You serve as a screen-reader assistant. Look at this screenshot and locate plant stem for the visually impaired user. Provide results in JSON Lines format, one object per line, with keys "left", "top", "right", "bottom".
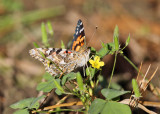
{"left": 120, "top": 53, "right": 145, "bottom": 77}
{"left": 120, "top": 53, "right": 139, "bottom": 72}
{"left": 108, "top": 52, "right": 118, "bottom": 88}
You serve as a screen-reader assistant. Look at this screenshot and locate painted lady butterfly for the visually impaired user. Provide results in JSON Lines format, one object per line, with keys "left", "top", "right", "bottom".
{"left": 29, "top": 19, "right": 90, "bottom": 76}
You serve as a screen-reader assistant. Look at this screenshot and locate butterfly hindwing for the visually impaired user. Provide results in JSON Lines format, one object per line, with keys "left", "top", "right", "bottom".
{"left": 29, "top": 48, "right": 85, "bottom": 76}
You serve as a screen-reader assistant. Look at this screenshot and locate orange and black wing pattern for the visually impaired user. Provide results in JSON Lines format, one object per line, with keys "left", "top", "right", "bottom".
{"left": 71, "top": 19, "right": 85, "bottom": 51}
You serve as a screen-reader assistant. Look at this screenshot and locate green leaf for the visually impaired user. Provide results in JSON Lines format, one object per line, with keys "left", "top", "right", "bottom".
{"left": 101, "top": 89, "right": 130, "bottom": 100}
{"left": 110, "top": 83, "right": 122, "bottom": 90}
{"left": 89, "top": 99, "right": 131, "bottom": 114}
{"left": 62, "top": 72, "right": 77, "bottom": 85}
{"left": 101, "top": 101, "right": 131, "bottom": 114}
{"left": 13, "top": 109, "right": 29, "bottom": 114}
{"left": 47, "top": 21, "right": 54, "bottom": 36}
{"left": 55, "top": 88, "right": 63, "bottom": 95}
{"left": 125, "top": 34, "right": 130, "bottom": 47}
{"left": 98, "top": 43, "right": 114, "bottom": 58}
{"left": 132, "top": 79, "right": 141, "bottom": 98}
{"left": 88, "top": 98, "right": 106, "bottom": 114}
{"left": 10, "top": 98, "right": 35, "bottom": 109}
{"left": 33, "top": 42, "right": 39, "bottom": 48}
{"left": 36, "top": 79, "right": 56, "bottom": 92}
{"left": 90, "top": 47, "right": 97, "bottom": 53}
{"left": 53, "top": 78, "right": 65, "bottom": 93}
{"left": 28, "top": 95, "right": 45, "bottom": 109}
{"left": 41, "top": 22, "right": 49, "bottom": 47}
{"left": 113, "top": 25, "right": 119, "bottom": 51}
{"left": 61, "top": 40, "right": 65, "bottom": 49}
{"left": 37, "top": 78, "right": 62, "bottom": 93}
{"left": 43, "top": 72, "right": 53, "bottom": 80}
{"left": 76, "top": 72, "right": 84, "bottom": 91}
{"left": 86, "top": 67, "right": 95, "bottom": 79}
{"left": 90, "top": 47, "right": 98, "bottom": 56}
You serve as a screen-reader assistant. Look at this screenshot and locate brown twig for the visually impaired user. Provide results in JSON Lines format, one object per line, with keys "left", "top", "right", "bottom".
{"left": 32, "top": 101, "right": 83, "bottom": 113}
{"left": 119, "top": 99, "right": 157, "bottom": 114}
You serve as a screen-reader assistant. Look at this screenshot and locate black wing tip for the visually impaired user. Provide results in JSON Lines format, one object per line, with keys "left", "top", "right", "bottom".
{"left": 78, "top": 19, "right": 82, "bottom": 22}
{"left": 77, "top": 19, "right": 83, "bottom": 25}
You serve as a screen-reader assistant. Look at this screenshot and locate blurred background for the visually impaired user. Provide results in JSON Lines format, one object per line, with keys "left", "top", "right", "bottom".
{"left": 0, "top": 0, "right": 160, "bottom": 113}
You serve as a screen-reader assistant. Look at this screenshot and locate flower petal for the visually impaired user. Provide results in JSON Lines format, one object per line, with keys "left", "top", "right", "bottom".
{"left": 94, "top": 56, "right": 100, "bottom": 62}
{"left": 95, "top": 64, "right": 100, "bottom": 69}
{"left": 99, "top": 62, "right": 104, "bottom": 66}
{"left": 89, "top": 60, "right": 94, "bottom": 65}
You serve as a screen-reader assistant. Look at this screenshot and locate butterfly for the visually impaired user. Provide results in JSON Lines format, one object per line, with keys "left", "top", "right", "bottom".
{"left": 29, "top": 19, "right": 90, "bottom": 77}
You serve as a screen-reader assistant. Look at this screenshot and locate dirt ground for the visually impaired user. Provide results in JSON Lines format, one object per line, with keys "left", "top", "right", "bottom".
{"left": 0, "top": 0, "right": 160, "bottom": 113}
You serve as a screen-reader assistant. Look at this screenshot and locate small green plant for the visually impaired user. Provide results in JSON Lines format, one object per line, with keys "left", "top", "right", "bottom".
{"left": 10, "top": 21, "right": 158, "bottom": 114}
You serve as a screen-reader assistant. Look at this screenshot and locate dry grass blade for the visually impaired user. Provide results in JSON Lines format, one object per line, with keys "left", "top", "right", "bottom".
{"left": 136, "top": 62, "right": 143, "bottom": 81}
{"left": 139, "top": 64, "right": 151, "bottom": 94}
{"left": 142, "top": 67, "right": 158, "bottom": 94}
{"left": 139, "top": 66, "right": 158, "bottom": 96}
{"left": 149, "top": 84, "right": 160, "bottom": 97}
{"left": 31, "top": 101, "right": 83, "bottom": 113}
{"left": 139, "top": 101, "right": 160, "bottom": 108}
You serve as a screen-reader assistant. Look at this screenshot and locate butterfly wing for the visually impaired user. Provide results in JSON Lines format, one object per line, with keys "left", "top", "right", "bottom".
{"left": 29, "top": 48, "right": 77, "bottom": 76}
{"left": 71, "top": 19, "right": 85, "bottom": 51}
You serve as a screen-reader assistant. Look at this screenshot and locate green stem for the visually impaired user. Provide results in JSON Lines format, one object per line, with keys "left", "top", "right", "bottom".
{"left": 120, "top": 53, "right": 139, "bottom": 72}
{"left": 108, "top": 52, "right": 118, "bottom": 88}
{"left": 120, "top": 53, "right": 146, "bottom": 77}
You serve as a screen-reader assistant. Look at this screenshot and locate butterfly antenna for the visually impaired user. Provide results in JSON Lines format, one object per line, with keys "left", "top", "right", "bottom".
{"left": 86, "top": 26, "right": 98, "bottom": 48}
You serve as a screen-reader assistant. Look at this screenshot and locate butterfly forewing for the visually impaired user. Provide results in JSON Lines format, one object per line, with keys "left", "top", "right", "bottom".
{"left": 71, "top": 19, "right": 86, "bottom": 51}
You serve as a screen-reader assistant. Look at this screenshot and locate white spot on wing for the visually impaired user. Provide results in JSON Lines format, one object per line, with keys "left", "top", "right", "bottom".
{"left": 46, "top": 48, "right": 53, "bottom": 55}
{"left": 76, "top": 31, "right": 78, "bottom": 35}
{"left": 80, "top": 28, "right": 84, "bottom": 33}
{"left": 38, "top": 48, "right": 43, "bottom": 52}
{"left": 59, "top": 60, "right": 66, "bottom": 64}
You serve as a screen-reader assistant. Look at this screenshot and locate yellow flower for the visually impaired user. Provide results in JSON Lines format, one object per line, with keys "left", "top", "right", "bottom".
{"left": 89, "top": 56, "right": 104, "bottom": 69}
